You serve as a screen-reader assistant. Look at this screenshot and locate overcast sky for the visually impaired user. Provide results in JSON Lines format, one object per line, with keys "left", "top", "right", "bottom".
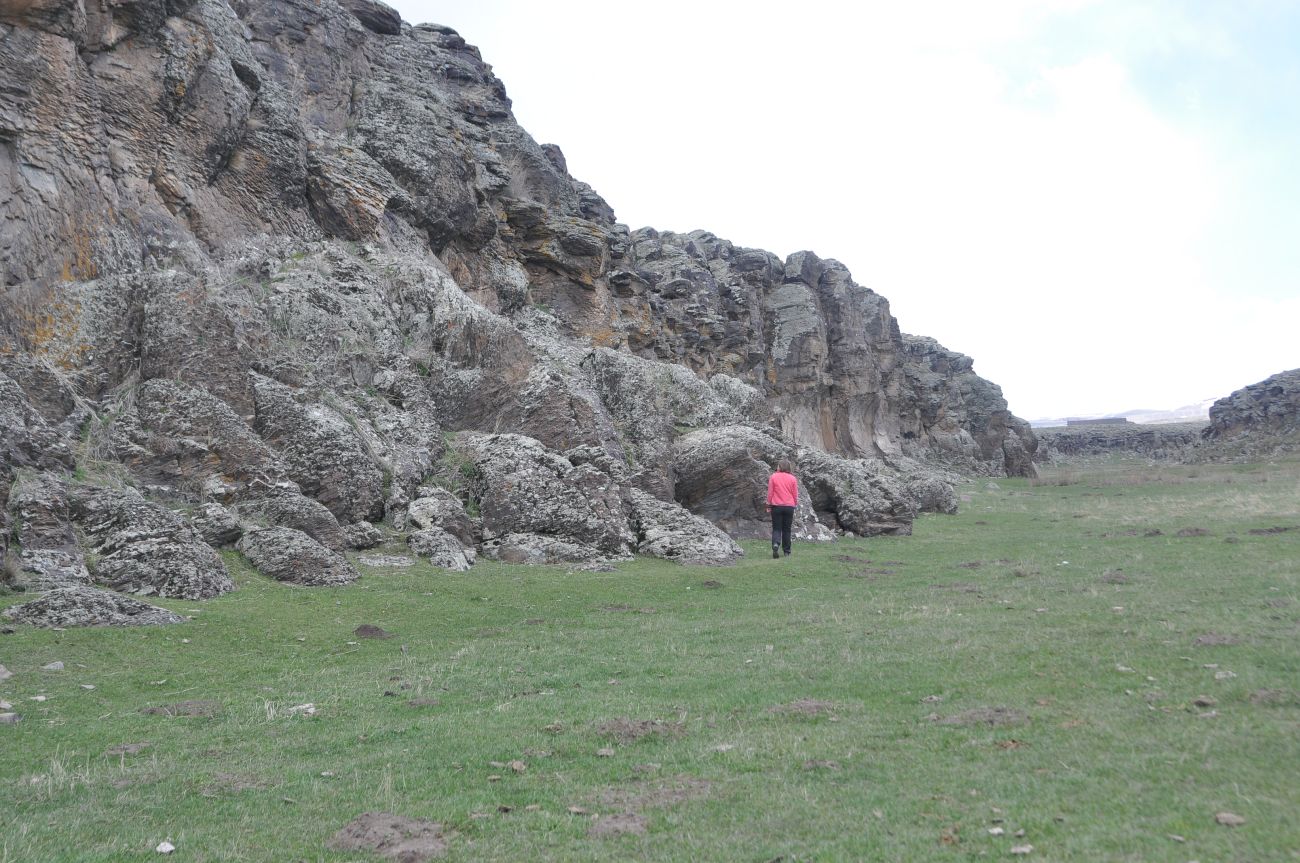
{"left": 391, "top": 1, "right": 1299, "bottom": 419}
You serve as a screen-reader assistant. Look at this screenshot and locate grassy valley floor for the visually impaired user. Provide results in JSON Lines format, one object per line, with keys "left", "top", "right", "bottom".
{"left": 2, "top": 460, "right": 1298, "bottom": 861}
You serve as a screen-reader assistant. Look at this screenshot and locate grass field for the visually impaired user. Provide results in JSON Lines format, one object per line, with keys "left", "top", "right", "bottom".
{"left": 2, "top": 460, "right": 1297, "bottom": 861}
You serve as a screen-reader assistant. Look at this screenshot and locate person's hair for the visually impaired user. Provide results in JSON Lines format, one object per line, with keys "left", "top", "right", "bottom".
{"left": 776, "top": 459, "right": 793, "bottom": 474}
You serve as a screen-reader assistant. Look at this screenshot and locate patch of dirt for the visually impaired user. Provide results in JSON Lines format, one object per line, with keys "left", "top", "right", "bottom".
{"left": 328, "top": 812, "right": 450, "bottom": 861}
{"left": 597, "top": 775, "right": 711, "bottom": 809}
{"left": 104, "top": 742, "right": 151, "bottom": 756}
{"left": 994, "top": 738, "right": 1027, "bottom": 749}
{"left": 1193, "top": 633, "right": 1241, "bottom": 647}
{"left": 701, "top": 580, "right": 723, "bottom": 589}
{"left": 933, "top": 707, "right": 1027, "bottom": 727}
{"left": 354, "top": 624, "right": 393, "bottom": 639}
{"left": 768, "top": 699, "right": 839, "bottom": 717}
{"left": 832, "top": 554, "right": 871, "bottom": 563}
{"left": 1248, "top": 689, "right": 1296, "bottom": 706}
{"left": 1143, "top": 529, "right": 1164, "bottom": 537}
{"left": 523, "top": 618, "right": 545, "bottom": 625}
{"left": 956, "top": 561, "right": 984, "bottom": 569}
{"left": 1264, "top": 597, "right": 1293, "bottom": 608}
{"left": 593, "top": 718, "right": 686, "bottom": 744}
{"left": 932, "top": 582, "right": 980, "bottom": 594}
{"left": 141, "top": 700, "right": 222, "bottom": 717}
{"left": 1175, "top": 527, "right": 1211, "bottom": 537}
{"left": 588, "top": 812, "right": 648, "bottom": 838}
{"left": 1100, "top": 569, "right": 1128, "bottom": 584}
{"left": 801, "top": 759, "right": 840, "bottom": 770}
{"left": 1248, "top": 525, "right": 1297, "bottom": 535}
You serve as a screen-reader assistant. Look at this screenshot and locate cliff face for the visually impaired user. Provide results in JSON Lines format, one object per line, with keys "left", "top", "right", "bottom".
{"left": 1, "top": 0, "right": 1036, "bottom": 592}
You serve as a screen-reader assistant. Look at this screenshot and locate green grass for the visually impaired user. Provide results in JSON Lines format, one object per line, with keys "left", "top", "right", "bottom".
{"left": 1, "top": 460, "right": 1298, "bottom": 861}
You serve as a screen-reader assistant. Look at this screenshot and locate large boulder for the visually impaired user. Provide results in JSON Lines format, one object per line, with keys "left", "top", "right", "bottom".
{"left": 626, "top": 488, "right": 742, "bottom": 565}
{"left": 406, "top": 527, "right": 474, "bottom": 571}
{"left": 671, "top": 426, "right": 834, "bottom": 540}
{"left": 238, "top": 489, "right": 346, "bottom": 551}
{"left": 70, "top": 485, "right": 233, "bottom": 599}
{"left": 796, "top": 449, "right": 915, "bottom": 536}
{"left": 250, "top": 374, "right": 385, "bottom": 524}
{"left": 2, "top": 586, "right": 186, "bottom": 628}
{"left": 190, "top": 502, "right": 244, "bottom": 548}
{"left": 478, "top": 532, "right": 608, "bottom": 565}
{"left": 406, "top": 488, "right": 479, "bottom": 546}
{"left": 452, "top": 432, "right": 634, "bottom": 559}
{"left": 236, "top": 526, "right": 359, "bottom": 586}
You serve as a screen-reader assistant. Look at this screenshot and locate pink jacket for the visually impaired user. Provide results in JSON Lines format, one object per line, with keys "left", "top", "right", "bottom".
{"left": 767, "top": 471, "right": 798, "bottom": 507}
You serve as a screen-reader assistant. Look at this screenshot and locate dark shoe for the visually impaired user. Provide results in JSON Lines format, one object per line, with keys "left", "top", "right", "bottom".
{"left": 783, "top": 549, "right": 791, "bottom": 557}
{"left": 772, "top": 545, "right": 780, "bottom": 559}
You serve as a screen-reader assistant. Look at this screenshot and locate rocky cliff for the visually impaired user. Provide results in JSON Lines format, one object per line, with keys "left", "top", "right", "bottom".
{"left": 1198, "top": 368, "right": 1300, "bottom": 460}
{"left": 0, "top": 0, "right": 1036, "bottom": 612}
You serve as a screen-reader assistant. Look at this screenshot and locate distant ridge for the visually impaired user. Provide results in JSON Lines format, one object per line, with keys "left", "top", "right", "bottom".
{"left": 1030, "top": 398, "right": 1215, "bottom": 428}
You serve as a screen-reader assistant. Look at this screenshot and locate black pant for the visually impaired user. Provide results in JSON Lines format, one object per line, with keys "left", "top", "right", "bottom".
{"left": 770, "top": 506, "right": 795, "bottom": 554}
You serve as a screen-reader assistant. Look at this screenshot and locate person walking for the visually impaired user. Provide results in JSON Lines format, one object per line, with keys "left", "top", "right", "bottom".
{"left": 766, "top": 459, "right": 798, "bottom": 559}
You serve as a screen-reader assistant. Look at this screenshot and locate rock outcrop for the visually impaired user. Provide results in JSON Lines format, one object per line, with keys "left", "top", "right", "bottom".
{"left": 2, "top": 586, "right": 187, "bottom": 628}
{"left": 1204, "top": 369, "right": 1300, "bottom": 442}
{"left": 236, "top": 526, "right": 359, "bottom": 586}
{"left": 1034, "top": 423, "right": 1204, "bottom": 464}
{"left": 0, "top": 0, "right": 1040, "bottom": 594}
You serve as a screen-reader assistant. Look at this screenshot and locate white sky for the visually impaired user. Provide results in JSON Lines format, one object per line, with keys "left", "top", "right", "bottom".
{"left": 391, "top": 0, "right": 1299, "bottom": 419}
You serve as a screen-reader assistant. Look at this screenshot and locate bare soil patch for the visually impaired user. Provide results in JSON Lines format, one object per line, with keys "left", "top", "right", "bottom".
{"left": 957, "top": 561, "right": 984, "bottom": 569}
{"left": 1100, "top": 569, "right": 1128, "bottom": 584}
{"left": 932, "top": 582, "right": 980, "bottom": 594}
{"left": 141, "top": 700, "right": 221, "bottom": 717}
{"left": 832, "top": 554, "right": 871, "bottom": 563}
{"left": 701, "top": 580, "right": 724, "bottom": 589}
{"left": 1143, "top": 529, "right": 1164, "bottom": 537}
{"left": 593, "top": 718, "right": 686, "bottom": 744}
{"left": 933, "top": 707, "right": 1027, "bottom": 727}
{"left": 328, "top": 812, "right": 450, "bottom": 861}
{"left": 354, "top": 624, "right": 393, "bottom": 639}
{"left": 588, "top": 812, "right": 648, "bottom": 838}
{"left": 597, "top": 775, "right": 711, "bottom": 810}
{"left": 1176, "top": 527, "right": 1211, "bottom": 537}
{"left": 1248, "top": 525, "right": 1297, "bottom": 535}
{"left": 768, "top": 699, "right": 839, "bottom": 717}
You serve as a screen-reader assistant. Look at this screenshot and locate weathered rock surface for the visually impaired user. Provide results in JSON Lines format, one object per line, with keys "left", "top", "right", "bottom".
{"left": 796, "top": 448, "right": 916, "bottom": 536}
{"left": 70, "top": 485, "right": 233, "bottom": 599}
{"left": 250, "top": 374, "right": 385, "bottom": 524}
{"left": 627, "top": 488, "right": 743, "bottom": 565}
{"left": 453, "top": 432, "right": 634, "bottom": 559}
{"left": 406, "top": 527, "right": 474, "bottom": 571}
{"left": 1204, "top": 368, "right": 1300, "bottom": 444}
{"left": 1034, "top": 422, "right": 1204, "bottom": 464}
{"left": 6, "top": 472, "right": 89, "bottom": 589}
{"left": 191, "top": 502, "right": 244, "bottom": 548}
{"left": 236, "top": 526, "right": 359, "bottom": 586}
{"left": 238, "top": 489, "right": 346, "bottom": 551}
{"left": 900, "top": 336, "right": 1037, "bottom": 477}
{"left": 479, "top": 532, "right": 609, "bottom": 565}
{"left": 343, "top": 520, "right": 384, "bottom": 550}
{"left": 2, "top": 586, "right": 186, "bottom": 628}
{"left": 0, "top": 0, "right": 1042, "bottom": 578}
{"left": 406, "top": 489, "right": 478, "bottom": 546}
{"left": 672, "top": 426, "right": 835, "bottom": 540}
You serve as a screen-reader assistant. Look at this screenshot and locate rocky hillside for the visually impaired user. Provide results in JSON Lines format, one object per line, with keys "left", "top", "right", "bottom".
{"left": 1033, "top": 423, "right": 1205, "bottom": 465}
{"left": 0, "top": 0, "right": 1036, "bottom": 618}
{"left": 1198, "top": 368, "right": 1300, "bottom": 460}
